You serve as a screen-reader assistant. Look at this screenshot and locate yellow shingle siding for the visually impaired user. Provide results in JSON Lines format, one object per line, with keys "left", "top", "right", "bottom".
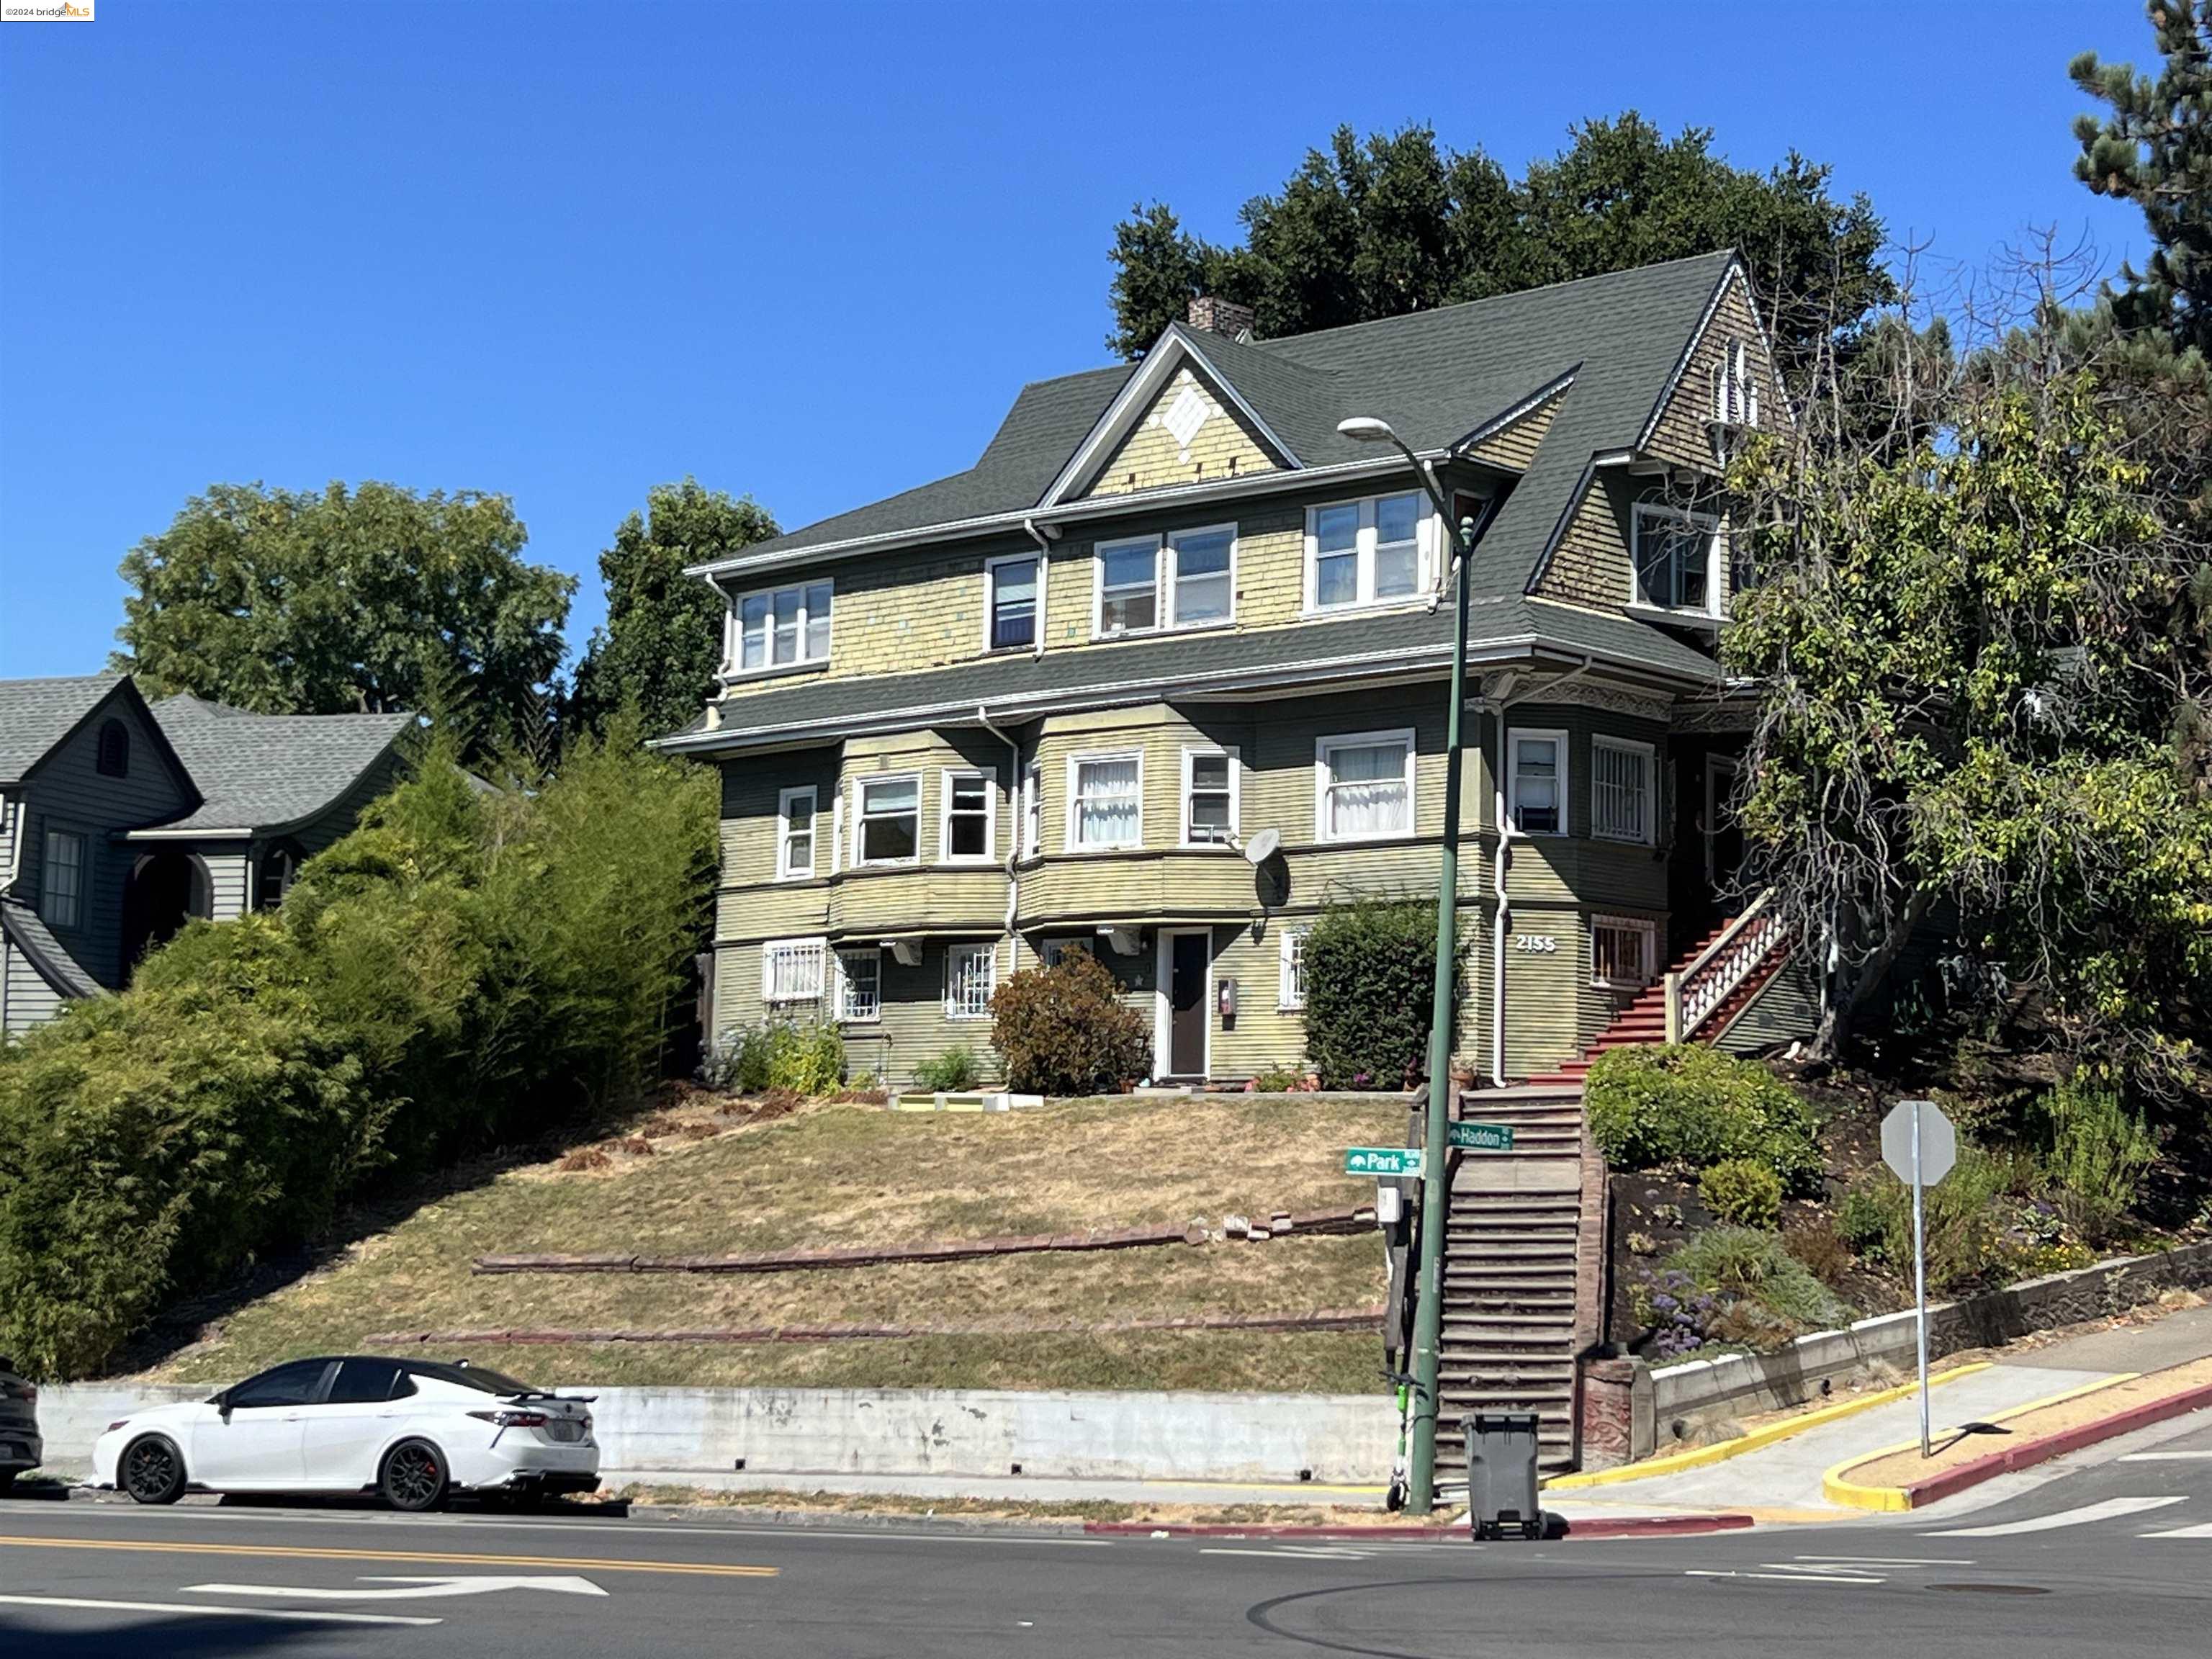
{"left": 1643, "top": 274, "right": 1780, "bottom": 472}
{"left": 1464, "top": 393, "right": 1560, "bottom": 472}
{"left": 1531, "top": 470, "right": 1632, "bottom": 609}
{"left": 1079, "top": 367, "right": 1280, "bottom": 499}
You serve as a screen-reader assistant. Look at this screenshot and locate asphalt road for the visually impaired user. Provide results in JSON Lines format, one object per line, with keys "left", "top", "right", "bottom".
{"left": 4, "top": 1416, "right": 2211, "bottom": 1659}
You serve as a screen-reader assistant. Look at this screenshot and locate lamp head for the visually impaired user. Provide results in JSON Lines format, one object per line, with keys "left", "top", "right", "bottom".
{"left": 1336, "top": 415, "right": 1397, "bottom": 444}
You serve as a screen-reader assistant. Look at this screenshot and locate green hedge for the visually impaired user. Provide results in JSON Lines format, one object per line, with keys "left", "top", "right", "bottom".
{"left": 1303, "top": 897, "right": 1462, "bottom": 1090}
{"left": 1586, "top": 1045, "right": 1822, "bottom": 1195}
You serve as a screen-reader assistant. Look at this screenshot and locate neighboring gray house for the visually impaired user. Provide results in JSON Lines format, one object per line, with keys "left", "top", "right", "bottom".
{"left": 0, "top": 674, "right": 410, "bottom": 1036}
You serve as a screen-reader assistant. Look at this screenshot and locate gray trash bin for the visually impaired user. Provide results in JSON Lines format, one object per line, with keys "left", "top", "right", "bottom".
{"left": 1464, "top": 1412, "right": 1543, "bottom": 1540}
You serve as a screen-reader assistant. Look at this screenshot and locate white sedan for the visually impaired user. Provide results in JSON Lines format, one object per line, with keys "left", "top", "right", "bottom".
{"left": 94, "top": 1355, "right": 600, "bottom": 1511}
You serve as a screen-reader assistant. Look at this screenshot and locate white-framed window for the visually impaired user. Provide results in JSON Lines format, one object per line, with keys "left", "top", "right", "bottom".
{"left": 944, "top": 940, "right": 998, "bottom": 1020}
{"left": 1041, "top": 935, "right": 1094, "bottom": 968}
{"left": 853, "top": 773, "right": 921, "bottom": 866}
{"left": 834, "top": 948, "right": 881, "bottom": 1022}
{"left": 1066, "top": 750, "right": 1143, "bottom": 850}
{"left": 984, "top": 553, "right": 1040, "bottom": 652}
{"left": 40, "top": 828, "right": 84, "bottom": 930}
{"left": 728, "top": 578, "right": 833, "bottom": 674}
{"left": 939, "top": 768, "right": 996, "bottom": 864}
{"left": 1278, "top": 927, "right": 1310, "bottom": 1011}
{"left": 761, "top": 935, "right": 828, "bottom": 1004}
{"left": 1181, "top": 746, "right": 1238, "bottom": 846}
{"left": 1591, "top": 737, "right": 1655, "bottom": 845}
{"left": 1712, "top": 339, "right": 1761, "bottom": 428}
{"left": 1305, "top": 492, "right": 1431, "bottom": 611}
{"left": 1166, "top": 523, "right": 1235, "bottom": 626}
{"left": 1509, "top": 731, "right": 1568, "bottom": 835}
{"left": 1591, "top": 915, "right": 1657, "bottom": 990}
{"left": 1094, "top": 535, "right": 1160, "bottom": 637}
{"left": 776, "top": 786, "right": 818, "bottom": 878}
{"left": 1315, "top": 729, "right": 1415, "bottom": 842}
{"left": 1022, "top": 763, "right": 1042, "bottom": 859}
{"left": 1632, "top": 503, "right": 1722, "bottom": 616}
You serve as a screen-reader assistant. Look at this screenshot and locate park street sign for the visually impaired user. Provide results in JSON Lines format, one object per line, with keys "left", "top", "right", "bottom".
{"left": 1344, "top": 1146, "right": 1425, "bottom": 1178}
{"left": 1448, "top": 1120, "right": 1516, "bottom": 1152}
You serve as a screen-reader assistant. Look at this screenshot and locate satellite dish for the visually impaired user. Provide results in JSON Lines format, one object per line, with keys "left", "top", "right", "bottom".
{"left": 1241, "top": 827, "right": 1281, "bottom": 866}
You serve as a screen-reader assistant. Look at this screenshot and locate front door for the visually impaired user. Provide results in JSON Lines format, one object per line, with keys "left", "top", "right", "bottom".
{"left": 1166, "top": 930, "right": 1209, "bottom": 1079}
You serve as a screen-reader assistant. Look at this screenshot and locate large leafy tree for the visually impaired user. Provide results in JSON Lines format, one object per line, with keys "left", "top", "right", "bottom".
{"left": 114, "top": 481, "right": 572, "bottom": 758}
{"left": 1105, "top": 116, "right": 1890, "bottom": 378}
{"left": 568, "top": 479, "right": 779, "bottom": 739}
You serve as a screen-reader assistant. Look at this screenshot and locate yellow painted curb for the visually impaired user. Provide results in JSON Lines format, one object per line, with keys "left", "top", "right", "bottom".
{"left": 1544, "top": 1362, "right": 1994, "bottom": 1490}
{"left": 1820, "top": 1370, "right": 2141, "bottom": 1511}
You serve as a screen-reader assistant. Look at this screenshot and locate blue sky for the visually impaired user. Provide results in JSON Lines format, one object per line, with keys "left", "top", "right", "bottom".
{"left": 0, "top": 0, "right": 2159, "bottom": 679}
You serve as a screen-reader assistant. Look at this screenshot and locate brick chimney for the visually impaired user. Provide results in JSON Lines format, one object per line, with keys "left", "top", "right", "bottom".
{"left": 1187, "top": 295, "right": 1256, "bottom": 341}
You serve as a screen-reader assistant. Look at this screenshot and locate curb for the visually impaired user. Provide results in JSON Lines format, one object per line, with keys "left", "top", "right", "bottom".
{"left": 1824, "top": 1371, "right": 2212, "bottom": 1511}
{"left": 1082, "top": 1513, "right": 1757, "bottom": 1542}
{"left": 1545, "top": 1362, "right": 1992, "bottom": 1490}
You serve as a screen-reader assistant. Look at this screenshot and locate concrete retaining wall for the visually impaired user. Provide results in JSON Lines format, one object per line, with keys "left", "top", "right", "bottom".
{"left": 35, "top": 1382, "right": 1398, "bottom": 1486}
{"left": 1646, "top": 1238, "right": 2212, "bottom": 1441}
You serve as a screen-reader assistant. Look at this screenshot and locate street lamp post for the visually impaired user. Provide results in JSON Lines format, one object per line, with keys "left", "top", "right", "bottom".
{"left": 1337, "top": 416, "right": 1475, "bottom": 1514}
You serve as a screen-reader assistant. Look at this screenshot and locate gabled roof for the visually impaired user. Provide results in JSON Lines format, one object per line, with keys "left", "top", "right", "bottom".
{"left": 141, "top": 695, "right": 411, "bottom": 835}
{"left": 0, "top": 673, "right": 126, "bottom": 785}
{"left": 695, "top": 251, "right": 1741, "bottom": 601}
{"left": 0, "top": 894, "right": 104, "bottom": 1001}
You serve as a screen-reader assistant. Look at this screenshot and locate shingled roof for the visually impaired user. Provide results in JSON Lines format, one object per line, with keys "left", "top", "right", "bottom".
{"left": 146, "top": 695, "right": 411, "bottom": 835}
{"left": 0, "top": 673, "right": 128, "bottom": 784}
{"left": 701, "top": 251, "right": 1740, "bottom": 606}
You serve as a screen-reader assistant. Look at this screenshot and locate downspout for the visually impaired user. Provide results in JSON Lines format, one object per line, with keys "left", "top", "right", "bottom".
{"left": 1487, "top": 655, "right": 1596, "bottom": 1086}
{"left": 976, "top": 704, "right": 1022, "bottom": 945}
{"left": 1022, "top": 518, "right": 1056, "bottom": 660}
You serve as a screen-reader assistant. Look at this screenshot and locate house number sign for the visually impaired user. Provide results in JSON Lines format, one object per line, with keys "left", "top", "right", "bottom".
{"left": 1514, "top": 935, "right": 1557, "bottom": 953}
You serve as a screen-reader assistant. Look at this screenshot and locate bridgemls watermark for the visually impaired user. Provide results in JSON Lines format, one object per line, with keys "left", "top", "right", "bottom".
{"left": 2, "top": 0, "right": 95, "bottom": 18}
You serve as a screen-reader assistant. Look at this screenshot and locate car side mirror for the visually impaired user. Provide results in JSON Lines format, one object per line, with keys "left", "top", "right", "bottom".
{"left": 210, "top": 1390, "right": 231, "bottom": 1419}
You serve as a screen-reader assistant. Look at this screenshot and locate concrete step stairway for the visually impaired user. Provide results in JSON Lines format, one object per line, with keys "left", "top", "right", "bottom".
{"left": 1433, "top": 1089, "right": 1591, "bottom": 1478}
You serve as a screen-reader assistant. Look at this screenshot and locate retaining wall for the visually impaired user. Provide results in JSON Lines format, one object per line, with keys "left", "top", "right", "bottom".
{"left": 35, "top": 1383, "right": 1398, "bottom": 1486}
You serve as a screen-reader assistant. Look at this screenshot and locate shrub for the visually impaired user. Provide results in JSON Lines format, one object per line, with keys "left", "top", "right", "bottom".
{"left": 1835, "top": 1146, "right": 2020, "bottom": 1292}
{"left": 1663, "top": 1226, "right": 1854, "bottom": 1346}
{"left": 1250, "top": 1067, "right": 1308, "bottom": 1094}
{"left": 990, "top": 953, "right": 1151, "bottom": 1096}
{"left": 1585, "top": 1046, "right": 1822, "bottom": 1193}
{"left": 1699, "top": 1159, "right": 1784, "bottom": 1229}
{"left": 2033, "top": 1079, "right": 2157, "bottom": 1247}
{"left": 706, "top": 1020, "right": 844, "bottom": 1095}
{"left": 1629, "top": 1267, "right": 1719, "bottom": 1361}
{"left": 1783, "top": 1218, "right": 1854, "bottom": 1284}
{"left": 1303, "top": 897, "right": 1462, "bottom": 1090}
{"left": 912, "top": 1046, "right": 984, "bottom": 1092}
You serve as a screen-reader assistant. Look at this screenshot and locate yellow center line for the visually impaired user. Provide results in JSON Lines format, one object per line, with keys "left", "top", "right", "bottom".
{"left": 0, "top": 1534, "right": 776, "bottom": 1578}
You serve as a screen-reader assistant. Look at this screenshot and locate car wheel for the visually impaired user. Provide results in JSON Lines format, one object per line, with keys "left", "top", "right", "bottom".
{"left": 0, "top": 1470, "right": 17, "bottom": 1496}
{"left": 121, "top": 1435, "right": 186, "bottom": 1505}
{"left": 379, "top": 1439, "right": 448, "bottom": 1513}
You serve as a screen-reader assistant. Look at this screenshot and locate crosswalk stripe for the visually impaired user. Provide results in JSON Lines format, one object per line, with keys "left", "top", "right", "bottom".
{"left": 2139, "top": 1524, "right": 2212, "bottom": 1539}
{"left": 1929, "top": 1496, "right": 2188, "bottom": 1537}
{"left": 2118, "top": 1452, "right": 2212, "bottom": 1462}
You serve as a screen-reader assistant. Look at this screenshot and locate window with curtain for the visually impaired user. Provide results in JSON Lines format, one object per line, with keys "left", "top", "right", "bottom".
{"left": 1317, "top": 734, "right": 1413, "bottom": 840}
{"left": 1069, "top": 754, "right": 1142, "bottom": 848}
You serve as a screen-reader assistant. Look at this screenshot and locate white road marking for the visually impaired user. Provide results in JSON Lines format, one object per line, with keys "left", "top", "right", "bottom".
{"left": 186, "top": 1573, "right": 608, "bottom": 1601}
{"left": 0, "top": 1592, "right": 439, "bottom": 1627}
{"left": 1792, "top": 1555, "right": 1974, "bottom": 1567}
{"left": 1930, "top": 1496, "right": 2189, "bottom": 1537}
{"left": 1200, "top": 1547, "right": 1374, "bottom": 1561}
{"left": 1684, "top": 1569, "right": 1884, "bottom": 1585}
{"left": 2118, "top": 1452, "right": 2212, "bottom": 1462}
{"left": 2139, "top": 1524, "right": 2212, "bottom": 1539}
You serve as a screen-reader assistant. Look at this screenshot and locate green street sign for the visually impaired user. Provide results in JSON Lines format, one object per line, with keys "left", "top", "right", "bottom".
{"left": 1344, "top": 1146, "right": 1425, "bottom": 1178}
{"left": 1448, "top": 1121, "right": 1516, "bottom": 1152}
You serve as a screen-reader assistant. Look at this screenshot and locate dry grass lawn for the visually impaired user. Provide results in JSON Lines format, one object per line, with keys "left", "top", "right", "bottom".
{"left": 149, "top": 1092, "right": 1408, "bottom": 1395}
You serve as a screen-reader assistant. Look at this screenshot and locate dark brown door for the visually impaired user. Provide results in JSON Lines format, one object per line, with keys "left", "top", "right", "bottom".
{"left": 1169, "top": 932, "right": 1208, "bottom": 1077}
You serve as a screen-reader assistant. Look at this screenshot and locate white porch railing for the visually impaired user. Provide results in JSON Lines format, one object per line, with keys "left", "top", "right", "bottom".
{"left": 1664, "top": 889, "right": 1786, "bottom": 1043}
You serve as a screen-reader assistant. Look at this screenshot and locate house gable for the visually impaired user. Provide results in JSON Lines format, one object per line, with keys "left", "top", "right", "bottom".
{"left": 1079, "top": 364, "right": 1284, "bottom": 500}
{"left": 1638, "top": 262, "right": 1782, "bottom": 472}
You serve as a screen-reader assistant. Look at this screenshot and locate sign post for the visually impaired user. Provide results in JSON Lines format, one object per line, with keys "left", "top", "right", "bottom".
{"left": 1881, "top": 1097, "right": 1956, "bottom": 1458}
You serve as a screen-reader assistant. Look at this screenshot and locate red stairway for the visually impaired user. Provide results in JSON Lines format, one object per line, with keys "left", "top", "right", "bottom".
{"left": 1524, "top": 915, "right": 1789, "bottom": 1086}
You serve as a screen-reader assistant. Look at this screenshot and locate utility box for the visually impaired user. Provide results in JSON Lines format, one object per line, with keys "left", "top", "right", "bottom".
{"left": 1464, "top": 1412, "right": 1544, "bottom": 1540}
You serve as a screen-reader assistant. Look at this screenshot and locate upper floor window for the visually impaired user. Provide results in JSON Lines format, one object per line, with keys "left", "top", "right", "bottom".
{"left": 1316, "top": 729, "right": 1414, "bottom": 842}
{"left": 1632, "top": 504, "right": 1720, "bottom": 616}
{"left": 1022, "top": 763, "right": 1042, "bottom": 859}
{"left": 1067, "top": 752, "right": 1142, "bottom": 850}
{"left": 1509, "top": 730, "right": 1567, "bottom": 836}
{"left": 40, "top": 829, "right": 84, "bottom": 930}
{"left": 1093, "top": 527, "right": 1237, "bottom": 638}
{"left": 1591, "top": 738, "right": 1654, "bottom": 845}
{"left": 853, "top": 773, "right": 920, "bottom": 866}
{"left": 729, "top": 579, "right": 832, "bottom": 675}
{"left": 985, "top": 555, "right": 1038, "bottom": 651}
{"left": 96, "top": 718, "right": 130, "bottom": 778}
{"left": 940, "top": 768, "right": 995, "bottom": 863}
{"left": 1307, "top": 493, "right": 1428, "bottom": 612}
{"left": 1182, "top": 747, "right": 1238, "bottom": 846}
{"left": 777, "top": 786, "right": 817, "bottom": 878}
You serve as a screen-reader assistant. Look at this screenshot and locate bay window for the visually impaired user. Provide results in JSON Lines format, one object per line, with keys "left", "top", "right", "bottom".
{"left": 1067, "top": 752, "right": 1143, "bottom": 849}
{"left": 1182, "top": 747, "right": 1237, "bottom": 845}
{"left": 940, "top": 768, "right": 994, "bottom": 863}
{"left": 1316, "top": 729, "right": 1414, "bottom": 842}
{"left": 1591, "top": 738, "right": 1654, "bottom": 845}
{"left": 854, "top": 774, "right": 920, "bottom": 866}
{"left": 1509, "top": 731, "right": 1568, "bottom": 836}
{"left": 777, "top": 786, "right": 817, "bottom": 878}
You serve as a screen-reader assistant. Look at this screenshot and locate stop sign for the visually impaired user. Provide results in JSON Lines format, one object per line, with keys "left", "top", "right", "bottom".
{"left": 1881, "top": 1098, "right": 1956, "bottom": 1187}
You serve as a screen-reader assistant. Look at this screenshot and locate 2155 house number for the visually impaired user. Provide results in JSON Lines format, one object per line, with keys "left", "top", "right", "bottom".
{"left": 1514, "top": 934, "right": 1557, "bottom": 953}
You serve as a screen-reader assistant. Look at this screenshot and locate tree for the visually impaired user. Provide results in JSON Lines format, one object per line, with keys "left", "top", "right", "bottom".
{"left": 1104, "top": 117, "right": 1891, "bottom": 379}
{"left": 113, "top": 481, "right": 572, "bottom": 760}
{"left": 568, "top": 479, "right": 779, "bottom": 739}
